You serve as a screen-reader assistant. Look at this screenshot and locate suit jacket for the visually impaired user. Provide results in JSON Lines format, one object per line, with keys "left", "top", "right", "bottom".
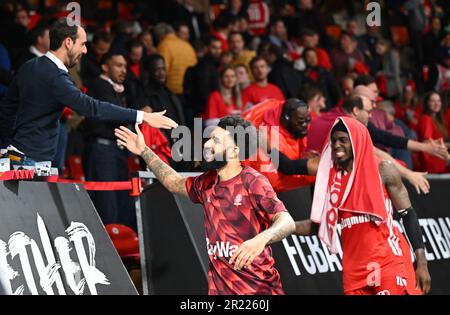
{"left": 0, "top": 55, "right": 138, "bottom": 161}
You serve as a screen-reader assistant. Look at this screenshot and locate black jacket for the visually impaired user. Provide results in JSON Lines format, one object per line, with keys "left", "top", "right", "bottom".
{"left": 0, "top": 56, "right": 138, "bottom": 161}
{"left": 183, "top": 54, "right": 219, "bottom": 116}
{"left": 81, "top": 77, "right": 141, "bottom": 141}
{"left": 268, "top": 58, "right": 303, "bottom": 99}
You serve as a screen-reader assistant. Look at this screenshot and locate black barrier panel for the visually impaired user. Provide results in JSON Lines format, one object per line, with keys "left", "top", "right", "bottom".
{"left": 0, "top": 181, "right": 137, "bottom": 295}
{"left": 139, "top": 178, "right": 450, "bottom": 295}
{"left": 404, "top": 179, "right": 450, "bottom": 294}
{"left": 139, "top": 183, "right": 208, "bottom": 294}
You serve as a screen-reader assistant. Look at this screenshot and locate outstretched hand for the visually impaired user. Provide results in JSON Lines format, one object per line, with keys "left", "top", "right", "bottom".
{"left": 115, "top": 123, "right": 147, "bottom": 156}
{"left": 143, "top": 110, "right": 178, "bottom": 129}
{"left": 406, "top": 170, "right": 430, "bottom": 195}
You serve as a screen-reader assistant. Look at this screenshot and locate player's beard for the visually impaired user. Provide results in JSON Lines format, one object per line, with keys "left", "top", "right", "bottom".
{"left": 201, "top": 151, "right": 228, "bottom": 171}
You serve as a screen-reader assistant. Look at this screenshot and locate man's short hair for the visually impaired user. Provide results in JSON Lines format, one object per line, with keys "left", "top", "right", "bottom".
{"left": 126, "top": 39, "right": 143, "bottom": 52}
{"left": 153, "top": 23, "right": 174, "bottom": 42}
{"left": 218, "top": 116, "right": 258, "bottom": 160}
{"left": 301, "top": 28, "right": 318, "bottom": 37}
{"left": 30, "top": 24, "right": 49, "bottom": 46}
{"left": 342, "top": 95, "right": 364, "bottom": 113}
{"left": 354, "top": 75, "right": 376, "bottom": 87}
{"left": 249, "top": 56, "right": 266, "bottom": 68}
{"left": 269, "top": 17, "right": 284, "bottom": 29}
{"left": 49, "top": 18, "right": 79, "bottom": 51}
{"left": 100, "top": 50, "right": 125, "bottom": 66}
{"left": 298, "top": 83, "right": 323, "bottom": 103}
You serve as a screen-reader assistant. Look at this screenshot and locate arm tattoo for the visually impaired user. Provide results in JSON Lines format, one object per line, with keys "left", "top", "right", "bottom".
{"left": 379, "top": 160, "right": 412, "bottom": 210}
{"left": 141, "top": 146, "right": 188, "bottom": 197}
{"left": 259, "top": 212, "right": 295, "bottom": 245}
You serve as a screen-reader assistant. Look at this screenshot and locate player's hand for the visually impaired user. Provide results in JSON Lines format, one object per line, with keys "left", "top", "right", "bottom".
{"left": 115, "top": 124, "right": 146, "bottom": 156}
{"left": 229, "top": 235, "right": 267, "bottom": 271}
{"left": 143, "top": 110, "right": 178, "bottom": 129}
{"left": 405, "top": 170, "right": 430, "bottom": 195}
{"left": 415, "top": 263, "right": 431, "bottom": 295}
{"left": 424, "top": 138, "right": 448, "bottom": 160}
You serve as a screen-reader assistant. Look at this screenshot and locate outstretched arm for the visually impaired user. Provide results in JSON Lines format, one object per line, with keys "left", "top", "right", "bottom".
{"left": 115, "top": 124, "right": 188, "bottom": 197}
{"left": 379, "top": 160, "right": 431, "bottom": 295}
{"left": 374, "top": 147, "right": 430, "bottom": 194}
{"left": 294, "top": 219, "right": 319, "bottom": 236}
{"left": 230, "top": 212, "right": 295, "bottom": 270}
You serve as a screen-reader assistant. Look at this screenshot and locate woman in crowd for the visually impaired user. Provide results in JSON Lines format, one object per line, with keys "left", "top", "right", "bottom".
{"left": 416, "top": 91, "right": 449, "bottom": 173}
{"left": 203, "top": 66, "right": 245, "bottom": 126}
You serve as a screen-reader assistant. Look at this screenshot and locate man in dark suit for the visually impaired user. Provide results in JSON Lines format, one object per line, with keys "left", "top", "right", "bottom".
{"left": 81, "top": 51, "right": 142, "bottom": 228}
{"left": 0, "top": 18, "right": 177, "bottom": 167}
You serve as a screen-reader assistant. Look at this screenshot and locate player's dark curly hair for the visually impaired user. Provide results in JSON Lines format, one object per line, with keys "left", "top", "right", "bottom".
{"left": 218, "top": 115, "right": 258, "bottom": 160}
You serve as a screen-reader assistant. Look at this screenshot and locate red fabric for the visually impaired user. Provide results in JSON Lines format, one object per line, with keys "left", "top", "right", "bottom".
{"left": 28, "top": 13, "right": 42, "bottom": 30}
{"left": 332, "top": 118, "right": 387, "bottom": 220}
{"left": 308, "top": 70, "right": 318, "bottom": 81}
{"left": 242, "top": 99, "right": 316, "bottom": 192}
{"left": 336, "top": 97, "right": 345, "bottom": 108}
{"left": 106, "top": 224, "right": 140, "bottom": 258}
{"left": 140, "top": 123, "right": 172, "bottom": 165}
{"left": 61, "top": 107, "right": 73, "bottom": 120}
{"left": 129, "top": 64, "right": 141, "bottom": 79}
{"left": 307, "top": 107, "right": 347, "bottom": 152}
{"left": 247, "top": 0, "right": 270, "bottom": 37}
{"left": 0, "top": 170, "right": 34, "bottom": 181}
{"left": 185, "top": 167, "right": 285, "bottom": 295}
{"left": 338, "top": 171, "right": 407, "bottom": 293}
{"left": 354, "top": 61, "right": 369, "bottom": 75}
{"left": 416, "top": 115, "right": 447, "bottom": 173}
{"left": 315, "top": 48, "right": 333, "bottom": 71}
{"left": 310, "top": 118, "right": 389, "bottom": 256}
{"left": 242, "top": 83, "right": 285, "bottom": 106}
{"left": 376, "top": 75, "right": 388, "bottom": 97}
{"left": 203, "top": 91, "right": 242, "bottom": 120}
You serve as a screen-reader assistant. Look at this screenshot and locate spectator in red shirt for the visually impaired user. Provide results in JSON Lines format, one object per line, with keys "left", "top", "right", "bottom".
{"left": 242, "top": 56, "right": 285, "bottom": 107}
{"left": 203, "top": 66, "right": 244, "bottom": 126}
{"left": 416, "top": 91, "right": 450, "bottom": 173}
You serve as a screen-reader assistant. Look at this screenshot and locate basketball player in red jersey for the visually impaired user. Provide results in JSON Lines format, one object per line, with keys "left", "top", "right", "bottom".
{"left": 115, "top": 116, "right": 295, "bottom": 295}
{"left": 294, "top": 117, "right": 431, "bottom": 295}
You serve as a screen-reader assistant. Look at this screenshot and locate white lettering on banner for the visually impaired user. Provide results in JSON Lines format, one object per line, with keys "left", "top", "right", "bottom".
{"left": 294, "top": 236, "right": 316, "bottom": 275}
{"left": 306, "top": 236, "right": 329, "bottom": 273}
{"left": 206, "top": 238, "right": 238, "bottom": 260}
{"left": 428, "top": 219, "right": 450, "bottom": 259}
{"left": 321, "top": 241, "right": 342, "bottom": 272}
{"left": 0, "top": 213, "right": 110, "bottom": 295}
{"left": 440, "top": 218, "right": 450, "bottom": 252}
{"left": 282, "top": 231, "right": 343, "bottom": 276}
{"left": 282, "top": 218, "right": 450, "bottom": 277}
